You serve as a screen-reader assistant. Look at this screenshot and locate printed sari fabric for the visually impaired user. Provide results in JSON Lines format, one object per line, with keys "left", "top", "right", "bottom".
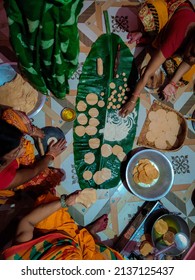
{"left": 3, "top": 193, "right": 124, "bottom": 260}
{"left": 0, "top": 108, "right": 64, "bottom": 193}
{"left": 4, "top": 0, "right": 84, "bottom": 99}
{"left": 3, "top": 232, "right": 123, "bottom": 260}
{"left": 138, "top": 0, "right": 195, "bottom": 85}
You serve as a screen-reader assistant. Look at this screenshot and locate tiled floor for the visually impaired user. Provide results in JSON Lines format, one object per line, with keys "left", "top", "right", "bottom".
{"left": 0, "top": 0, "right": 195, "bottom": 251}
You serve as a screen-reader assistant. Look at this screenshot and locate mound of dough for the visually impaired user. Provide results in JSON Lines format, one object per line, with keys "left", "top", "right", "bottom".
{"left": 75, "top": 188, "right": 97, "bottom": 208}
{"left": 0, "top": 73, "right": 38, "bottom": 114}
{"left": 154, "top": 219, "right": 168, "bottom": 235}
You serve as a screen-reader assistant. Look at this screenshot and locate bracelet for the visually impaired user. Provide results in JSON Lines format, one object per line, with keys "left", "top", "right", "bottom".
{"left": 170, "top": 81, "right": 179, "bottom": 89}
{"left": 45, "top": 152, "right": 55, "bottom": 160}
{"left": 60, "top": 194, "right": 68, "bottom": 208}
{"left": 130, "top": 100, "right": 136, "bottom": 104}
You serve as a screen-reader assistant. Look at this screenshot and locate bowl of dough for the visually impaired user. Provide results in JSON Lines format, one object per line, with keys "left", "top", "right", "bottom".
{"left": 125, "top": 149, "right": 174, "bottom": 201}
{"left": 151, "top": 214, "right": 190, "bottom": 256}
{"left": 0, "top": 64, "right": 46, "bottom": 118}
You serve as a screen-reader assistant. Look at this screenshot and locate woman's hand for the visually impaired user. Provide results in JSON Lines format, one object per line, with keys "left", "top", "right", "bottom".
{"left": 163, "top": 83, "right": 177, "bottom": 101}
{"left": 47, "top": 138, "right": 67, "bottom": 159}
{"left": 31, "top": 126, "right": 45, "bottom": 139}
{"left": 65, "top": 190, "right": 81, "bottom": 207}
{"left": 119, "top": 99, "right": 137, "bottom": 117}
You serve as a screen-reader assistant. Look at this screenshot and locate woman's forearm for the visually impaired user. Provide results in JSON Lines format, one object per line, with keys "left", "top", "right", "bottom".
{"left": 24, "top": 199, "right": 62, "bottom": 226}
{"left": 171, "top": 61, "right": 191, "bottom": 84}
{"left": 8, "top": 154, "right": 53, "bottom": 188}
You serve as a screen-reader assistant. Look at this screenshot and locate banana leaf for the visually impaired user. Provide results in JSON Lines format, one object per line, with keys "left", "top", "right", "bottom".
{"left": 73, "top": 32, "right": 139, "bottom": 189}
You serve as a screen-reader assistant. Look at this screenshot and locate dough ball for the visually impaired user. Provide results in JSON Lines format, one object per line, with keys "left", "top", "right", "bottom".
{"left": 109, "top": 82, "right": 116, "bottom": 89}
{"left": 98, "top": 100, "right": 105, "bottom": 107}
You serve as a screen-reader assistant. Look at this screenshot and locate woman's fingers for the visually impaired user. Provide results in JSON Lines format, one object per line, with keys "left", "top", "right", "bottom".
{"left": 48, "top": 138, "right": 67, "bottom": 157}
{"left": 119, "top": 101, "right": 135, "bottom": 117}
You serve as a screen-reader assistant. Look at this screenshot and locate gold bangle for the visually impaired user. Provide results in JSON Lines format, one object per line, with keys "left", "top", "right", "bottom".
{"left": 130, "top": 100, "right": 136, "bottom": 104}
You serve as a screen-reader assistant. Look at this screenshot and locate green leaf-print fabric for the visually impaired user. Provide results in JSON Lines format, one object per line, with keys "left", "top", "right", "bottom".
{"left": 4, "top": 0, "right": 84, "bottom": 98}
{"left": 73, "top": 33, "right": 139, "bottom": 190}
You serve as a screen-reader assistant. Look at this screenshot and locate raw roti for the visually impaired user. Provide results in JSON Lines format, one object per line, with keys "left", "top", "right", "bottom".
{"left": 83, "top": 170, "right": 92, "bottom": 181}
{"left": 75, "top": 188, "right": 97, "bottom": 208}
{"left": 85, "top": 125, "right": 97, "bottom": 136}
{"left": 77, "top": 101, "right": 87, "bottom": 112}
{"left": 75, "top": 126, "right": 85, "bottom": 137}
{"left": 84, "top": 152, "right": 95, "bottom": 164}
{"left": 88, "top": 108, "right": 99, "bottom": 117}
{"left": 101, "top": 144, "right": 112, "bottom": 157}
{"left": 77, "top": 113, "right": 88, "bottom": 125}
{"left": 89, "top": 138, "right": 100, "bottom": 149}
{"left": 89, "top": 118, "right": 100, "bottom": 127}
{"left": 86, "top": 93, "right": 98, "bottom": 105}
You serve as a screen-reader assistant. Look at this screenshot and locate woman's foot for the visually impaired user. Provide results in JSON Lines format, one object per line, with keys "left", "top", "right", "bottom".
{"left": 86, "top": 214, "right": 108, "bottom": 236}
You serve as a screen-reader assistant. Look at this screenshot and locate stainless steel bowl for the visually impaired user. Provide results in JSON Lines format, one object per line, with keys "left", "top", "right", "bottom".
{"left": 28, "top": 92, "right": 46, "bottom": 118}
{"left": 125, "top": 149, "right": 174, "bottom": 201}
{"left": 151, "top": 214, "right": 190, "bottom": 256}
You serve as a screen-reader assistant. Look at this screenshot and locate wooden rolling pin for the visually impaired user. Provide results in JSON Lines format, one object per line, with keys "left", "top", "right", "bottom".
{"left": 38, "top": 137, "right": 45, "bottom": 156}
{"left": 185, "top": 117, "right": 195, "bottom": 121}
